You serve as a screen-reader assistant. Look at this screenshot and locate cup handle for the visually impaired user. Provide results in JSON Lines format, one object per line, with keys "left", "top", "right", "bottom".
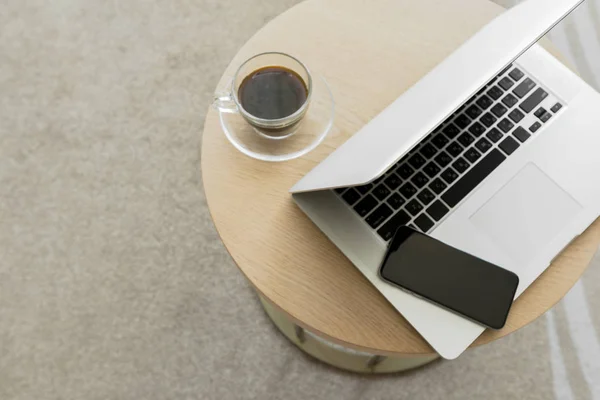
{"left": 212, "top": 92, "right": 238, "bottom": 114}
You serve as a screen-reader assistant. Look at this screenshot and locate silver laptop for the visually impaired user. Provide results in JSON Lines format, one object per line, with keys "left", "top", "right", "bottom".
{"left": 289, "top": 0, "right": 600, "bottom": 359}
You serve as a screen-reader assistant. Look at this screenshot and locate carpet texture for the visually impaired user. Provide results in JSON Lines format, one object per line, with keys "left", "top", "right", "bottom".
{"left": 1, "top": 0, "right": 600, "bottom": 399}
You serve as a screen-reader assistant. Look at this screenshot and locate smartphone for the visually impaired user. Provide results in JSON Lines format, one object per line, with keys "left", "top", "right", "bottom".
{"left": 379, "top": 226, "right": 519, "bottom": 329}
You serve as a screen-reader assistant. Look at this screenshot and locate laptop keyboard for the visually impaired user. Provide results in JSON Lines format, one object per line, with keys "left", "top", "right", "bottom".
{"left": 334, "top": 64, "right": 564, "bottom": 240}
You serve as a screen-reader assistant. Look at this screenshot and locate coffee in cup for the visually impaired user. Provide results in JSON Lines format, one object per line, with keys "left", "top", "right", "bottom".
{"left": 213, "top": 52, "right": 312, "bottom": 137}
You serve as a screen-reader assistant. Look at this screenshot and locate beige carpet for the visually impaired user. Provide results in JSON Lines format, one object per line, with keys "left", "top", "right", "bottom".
{"left": 1, "top": 0, "right": 600, "bottom": 399}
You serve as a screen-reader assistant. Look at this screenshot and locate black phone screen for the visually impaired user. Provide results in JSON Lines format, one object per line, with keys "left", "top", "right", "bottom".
{"left": 379, "top": 226, "right": 519, "bottom": 329}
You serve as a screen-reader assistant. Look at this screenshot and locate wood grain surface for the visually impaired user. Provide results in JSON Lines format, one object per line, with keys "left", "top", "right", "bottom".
{"left": 201, "top": 0, "right": 600, "bottom": 355}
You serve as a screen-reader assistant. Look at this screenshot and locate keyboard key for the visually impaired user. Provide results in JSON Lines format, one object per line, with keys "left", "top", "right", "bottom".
{"left": 480, "top": 112, "right": 497, "bottom": 127}
{"left": 383, "top": 173, "right": 402, "bottom": 190}
{"left": 475, "top": 137, "right": 493, "bottom": 153}
{"left": 465, "top": 104, "right": 482, "bottom": 119}
{"left": 452, "top": 157, "right": 470, "bottom": 173}
{"left": 501, "top": 93, "right": 518, "bottom": 108}
{"left": 335, "top": 187, "right": 346, "bottom": 194}
{"left": 355, "top": 183, "right": 373, "bottom": 194}
{"left": 397, "top": 163, "right": 414, "bottom": 179}
{"left": 498, "top": 76, "right": 514, "bottom": 91}
{"left": 373, "top": 184, "right": 391, "bottom": 201}
{"left": 497, "top": 118, "right": 514, "bottom": 133}
{"left": 432, "top": 134, "right": 449, "bottom": 149}
{"left": 509, "top": 68, "right": 524, "bottom": 81}
{"left": 487, "top": 86, "right": 504, "bottom": 100}
{"left": 519, "top": 88, "right": 548, "bottom": 113}
{"left": 446, "top": 141, "right": 463, "bottom": 157}
{"left": 411, "top": 172, "right": 429, "bottom": 188}
{"left": 414, "top": 213, "right": 434, "bottom": 232}
{"left": 476, "top": 95, "right": 493, "bottom": 110}
{"left": 417, "top": 188, "right": 435, "bottom": 205}
{"left": 529, "top": 122, "right": 541, "bottom": 132}
{"left": 455, "top": 114, "right": 472, "bottom": 129}
{"left": 486, "top": 127, "right": 503, "bottom": 143}
{"left": 377, "top": 210, "right": 410, "bottom": 241}
{"left": 387, "top": 193, "right": 405, "bottom": 210}
{"left": 464, "top": 147, "right": 482, "bottom": 163}
{"left": 513, "top": 126, "right": 530, "bottom": 143}
{"left": 508, "top": 108, "right": 525, "bottom": 123}
{"left": 434, "top": 151, "right": 452, "bottom": 168}
{"left": 468, "top": 122, "right": 486, "bottom": 137}
{"left": 366, "top": 204, "right": 393, "bottom": 229}
{"left": 429, "top": 178, "right": 448, "bottom": 195}
{"left": 499, "top": 136, "right": 519, "bottom": 155}
{"left": 441, "top": 149, "right": 506, "bottom": 207}
{"left": 551, "top": 102, "right": 563, "bottom": 113}
{"left": 491, "top": 103, "right": 508, "bottom": 117}
{"left": 354, "top": 194, "right": 378, "bottom": 217}
{"left": 405, "top": 199, "right": 424, "bottom": 216}
{"left": 534, "top": 107, "right": 546, "bottom": 118}
{"left": 540, "top": 112, "right": 551, "bottom": 123}
{"left": 426, "top": 200, "right": 449, "bottom": 221}
{"left": 513, "top": 77, "right": 536, "bottom": 98}
{"left": 458, "top": 132, "right": 475, "bottom": 147}
{"left": 423, "top": 162, "right": 441, "bottom": 178}
{"left": 408, "top": 153, "right": 427, "bottom": 169}
{"left": 342, "top": 188, "right": 361, "bottom": 205}
{"left": 441, "top": 168, "right": 459, "bottom": 184}
{"left": 443, "top": 123, "right": 460, "bottom": 139}
{"left": 420, "top": 143, "right": 438, "bottom": 159}
{"left": 400, "top": 182, "right": 418, "bottom": 199}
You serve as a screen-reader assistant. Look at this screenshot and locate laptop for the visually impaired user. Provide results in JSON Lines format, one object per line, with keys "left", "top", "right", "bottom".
{"left": 289, "top": 0, "right": 600, "bottom": 359}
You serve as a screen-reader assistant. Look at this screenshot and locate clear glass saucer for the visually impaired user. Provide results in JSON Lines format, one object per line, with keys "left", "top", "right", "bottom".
{"left": 218, "top": 74, "right": 335, "bottom": 162}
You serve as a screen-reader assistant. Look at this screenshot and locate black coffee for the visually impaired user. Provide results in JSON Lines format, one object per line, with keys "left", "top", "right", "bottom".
{"left": 238, "top": 66, "right": 308, "bottom": 120}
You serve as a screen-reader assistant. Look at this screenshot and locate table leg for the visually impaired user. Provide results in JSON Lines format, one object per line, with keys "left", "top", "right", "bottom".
{"left": 258, "top": 294, "right": 438, "bottom": 373}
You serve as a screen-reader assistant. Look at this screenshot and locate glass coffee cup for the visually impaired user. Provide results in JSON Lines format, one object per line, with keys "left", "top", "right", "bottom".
{"left": 213, "top": 52, "right": 312, "bottom": 138}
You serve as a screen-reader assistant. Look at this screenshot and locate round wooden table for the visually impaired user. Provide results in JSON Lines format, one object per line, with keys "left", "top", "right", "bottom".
{"left": 201, "top": 0, "right": 600, "bottom": 373}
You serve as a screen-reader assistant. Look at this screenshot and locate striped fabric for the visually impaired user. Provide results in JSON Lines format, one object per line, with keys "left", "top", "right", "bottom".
{"left": 495, "top": 1, "right": 600, "bottom": 398}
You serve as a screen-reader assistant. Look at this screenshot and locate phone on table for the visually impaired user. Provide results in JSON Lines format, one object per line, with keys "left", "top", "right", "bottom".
{"left": 379, "top": 226, "right": 519, "bottom": 330}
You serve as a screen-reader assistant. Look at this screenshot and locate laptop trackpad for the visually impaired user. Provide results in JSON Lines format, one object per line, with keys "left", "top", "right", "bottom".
{"left": 470, "top": 163, "right": 581, "bottom": 266}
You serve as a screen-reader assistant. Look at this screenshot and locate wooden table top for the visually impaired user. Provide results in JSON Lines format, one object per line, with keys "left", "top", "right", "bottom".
{"left": 201, "top": 0, "right": 600, "bottom": 355}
